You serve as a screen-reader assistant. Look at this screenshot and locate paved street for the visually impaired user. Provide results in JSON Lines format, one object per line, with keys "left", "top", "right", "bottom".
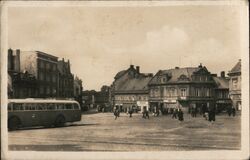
{"left": 8, "top": 111, "right": 241, "bottom": 151}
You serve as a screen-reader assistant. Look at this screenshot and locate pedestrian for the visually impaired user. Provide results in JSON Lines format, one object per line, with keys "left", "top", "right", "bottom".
{"left": 208, "top": 106, "right": 216, "bottom": 122}
{"left": 128, "top": 107, "right": 133, "bottom": 118}
{"left": 177, "top": 108, "right": 184, "bottom": 122}
{"left": 145, "top": 110, "right": 150, "bottom": 119}
{"left": 227, "top": 106, "right": 232, "bottom": 117}
{"left": 114, "top": 107, "right": 120, "bottom": 120}
{"left": 172, "top": 108, "right": 177, "bottom": 119}
{"left": 232, "top": 107, "right": 236, "bottom": 117}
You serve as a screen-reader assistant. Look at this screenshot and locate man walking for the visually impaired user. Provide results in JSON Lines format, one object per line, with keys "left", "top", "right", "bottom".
{"left": 172, "top": 108, "right": 177, "bottom": 119}
{"left": 177, "top": 108, "right": 184, "bottom": 122}
{"left": 128, "top": 107, "right": 133, "bottom": 118}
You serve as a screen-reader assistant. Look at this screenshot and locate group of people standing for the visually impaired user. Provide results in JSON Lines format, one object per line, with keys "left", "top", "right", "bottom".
{"left": 171, "top": 108, "right": 184, "bottom": 122}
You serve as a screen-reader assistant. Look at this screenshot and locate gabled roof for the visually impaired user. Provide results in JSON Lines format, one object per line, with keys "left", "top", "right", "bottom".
{"left": 114, "top": 70, "right": 127, "bottom": 79}
{"left": 149, "top": 67, "right": 202, "bottom": 84}
{"left": 113, "top": 65, "right": 153, "bottom": 93}
{"left": 229, "top": 60, "right": 241, "bottom": 74}
{"left": 213, "top": 77, "right": 229, "bottom": 89}
{"left": 115, "top": 76, "right": 152, "bottom": 92}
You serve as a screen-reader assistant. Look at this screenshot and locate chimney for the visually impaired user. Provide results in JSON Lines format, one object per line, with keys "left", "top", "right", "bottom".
{"left": 199, "top": 63, "right": 202, "bottom": 68}
{"left": 136, "top": 66, "right": 140, "bottom": 73}
{"left": 221, "top": 71, "right": 225, "bottom": 78}
{"left": 14, "top": 49, "right": 20, "bottom": 72}
{"left": 130, "top": 65, "right": 134, "bottom": 69}
{"left": 8, "top": 48, "right": 13, "bottom": 70}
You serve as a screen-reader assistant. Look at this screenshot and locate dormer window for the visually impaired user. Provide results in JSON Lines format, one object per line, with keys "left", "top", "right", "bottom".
{"left": 178, "top": 74, "right": 189, "bottom": 81}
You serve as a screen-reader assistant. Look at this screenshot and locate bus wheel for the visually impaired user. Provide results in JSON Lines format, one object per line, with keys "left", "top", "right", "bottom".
{"left": 8, "top": 117, "right": 21, "bottom": 131}
{"left": 54, "top": 115, "right": 65, "bottom": 127}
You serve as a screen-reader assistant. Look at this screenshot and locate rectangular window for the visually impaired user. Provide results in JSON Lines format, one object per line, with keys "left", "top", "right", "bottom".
{"left": 39, "top": 61, "right": 44, "bottom": 68}
{"left": 53, "top": 64, "right": 57, "bottom": 71}
{"left": 232, "top": 78, "right": 238, "bottom": 89}
{"left": 65, "top": 104, "right": 73, "bottom": 110}
{"left": 180, "top": 88, "right": 186, "bottom": 97}
{"left": 39, "top": 86, "right": 44, "bottom": 94}
{"left": 52, "top": 75, "right": 56, "bottom": 83}
{"left": 46, "top": 75, "right": 50, "bottom": 82}
{"left": 57, "top": 104, "right": 64, "bottom": 110}
{"left": 46, "top": 63, "right": 50, "bottom": 70}
{"left": 160, "top": 87, "right": 164, "bottom": 97}
{"left": 39, "top": 72, "right": 44, "bottom": 81}
{"left": 195, "top": 88, "right": 200, "bottom": 97}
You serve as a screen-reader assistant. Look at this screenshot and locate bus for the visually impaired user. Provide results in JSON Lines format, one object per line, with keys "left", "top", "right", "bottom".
{"left": 8, "top": 99, "right": 82, "bottom": 130}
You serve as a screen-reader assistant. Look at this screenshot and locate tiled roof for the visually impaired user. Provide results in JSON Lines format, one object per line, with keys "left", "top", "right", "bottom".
{"left": 114, "top": 70, "right": 127, "bottom": 79}
{"left": 115, "top": 76, "right": 152, "bottom": 92}
{"left": 213, "top": 77, "right": 229, "bottom": 89}
{"left": 229, "top": 60, "right": 241, "bottom": 74}
{"left": 149, "top": 67, "right": 200, "bottom": 84}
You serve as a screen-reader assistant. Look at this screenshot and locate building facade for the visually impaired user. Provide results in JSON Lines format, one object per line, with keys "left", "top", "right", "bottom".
{"left": 148, "top": 64, "right": 216, "bottom": 113}
{"left": 212, "top": 72, "right": 232, "bottom": 113}
{"left": 8, "top": 49, "right": 38, "bottom": 98}
{"left": 18, "top": 50, "right": 58, "bottom": 98}
{"left": 57, "top": 59, "right": 74, "bottom": 98}
{"left": 228, "top": 59, "right": 241, "bottom": 110}
{"left": 74, "top": 76, "right": 83, "bottom": 107}
{"left": 111, "top": 65, "right": 153, "bottom": 112}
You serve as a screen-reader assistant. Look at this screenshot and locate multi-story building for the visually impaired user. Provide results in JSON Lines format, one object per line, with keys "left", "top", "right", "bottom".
{"left": 212, "top": 71, "right": 232, "bottom": 113}
{"left": 82, "top": 90, "right": 96, "bottom": 110}
{"left": 57, "top": 58, "right": 74, "bottom": 98}
{"left": 8, "top": 49, "right": 38, "bottom": 98}
{"left": 19, "top": 50, "right": 58, "bottom": 98}
{"left": 74, "top": 76, "right": 83, "bottom": 107}
{"left": 111, "top": 65, "right": 153, "bottom": 112}
{"left": 228, "top": 59, "right": 241, "bottom": 110}
{"left": 148, "top": 64, "right": 216, "bottom": 113}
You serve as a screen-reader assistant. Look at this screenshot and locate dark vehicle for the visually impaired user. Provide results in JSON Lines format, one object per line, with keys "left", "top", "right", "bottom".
{"left": 8, "top": 99, "right": 81, "bottom": 130}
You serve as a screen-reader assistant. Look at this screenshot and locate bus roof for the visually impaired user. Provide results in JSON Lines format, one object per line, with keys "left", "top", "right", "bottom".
{"left": 8, "top": 99, "right": 79, "bottom": 104}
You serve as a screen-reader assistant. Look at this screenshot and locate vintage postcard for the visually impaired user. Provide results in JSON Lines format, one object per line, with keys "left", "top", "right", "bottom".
{"left": 1, "top": 0, "right": 249, "bottom": 160}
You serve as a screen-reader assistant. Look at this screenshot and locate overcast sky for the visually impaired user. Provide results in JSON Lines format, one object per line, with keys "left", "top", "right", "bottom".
{"left": 8, "top": 3, "right": 245, "bottom": 90}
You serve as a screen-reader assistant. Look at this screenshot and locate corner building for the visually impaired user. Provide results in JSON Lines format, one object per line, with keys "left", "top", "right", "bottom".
{"left": 148, "top": 64, "right": 216, "bottom": 113}
{"left": 19, "top": 50, "right": 58, "bottom": 98}
{"left": 111, "top": 65, "right": 153, "bottom": 112}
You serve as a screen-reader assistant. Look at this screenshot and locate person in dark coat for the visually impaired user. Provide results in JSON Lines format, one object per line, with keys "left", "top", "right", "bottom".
{"left": 227, "top": 106, "right": 232, "bottom": 116}
{"left": 145, "top": 110, "right": 150, "bottom": 119}
{"left": 232, "top": 107, "right": 236, "bottom": 117}
{"left": 114, "top": 108, "right": 119, "bottom": 120}
{"left": 128, "top": 107, "right": 133, "bottom": 118}
{"left": 172, "top": 108, "right": 177, "bottom": 119}
{"left": 178, "top": 108, "right": 184, "bottom": 122}
{"left": 208, "top": 105, "right": 216, "bottom": 122}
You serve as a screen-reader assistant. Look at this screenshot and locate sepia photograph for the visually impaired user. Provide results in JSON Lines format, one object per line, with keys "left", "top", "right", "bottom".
{"left": 1, "top": 0, "right": 249, "bottom": 160}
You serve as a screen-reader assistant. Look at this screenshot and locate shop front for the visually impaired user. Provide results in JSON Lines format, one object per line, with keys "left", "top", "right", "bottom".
{"left": 137, "top": 101, "right": 149, "bottom": 113}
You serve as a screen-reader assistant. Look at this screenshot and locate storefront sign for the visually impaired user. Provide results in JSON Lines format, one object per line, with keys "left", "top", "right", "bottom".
{"left": 137, "top": 101, "right": 148, "bottom": 106}
{"left": 163, "top": 99, "right": 177, "bottom": 103}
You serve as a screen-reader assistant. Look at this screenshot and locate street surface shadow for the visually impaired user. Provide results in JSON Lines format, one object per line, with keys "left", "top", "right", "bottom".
{"left": 8, "top": 123, "right": 99, "bottom": 132}
{"left": 9, "top": 144, "right": 82, "bottom": 151}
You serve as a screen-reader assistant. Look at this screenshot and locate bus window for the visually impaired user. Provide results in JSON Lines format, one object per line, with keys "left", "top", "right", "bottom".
{"left": 19, "top": 104, "right": 24, "bottom": 110}
{"left": 30, "top": 104, "right": 36, "bottom": 110}
{"left": 73, "top": 103, "right": 79, "bottom": 110}
{"left": 57, "top": 104, "right": 64, "bottom": 110}
{"left": 13, "top": 103, "right": 22, "bottom": 111}
{"left": 37, "top": 104, "right": 44, "bottom": 110}
{"left": 47, "top": 103, "right": 55, "bottom": 110}
{"left": 8, "top": 103, "right": 12, "bottom": 111}
{"left": 65, "top": 104, "right": 73, "bottom": 110}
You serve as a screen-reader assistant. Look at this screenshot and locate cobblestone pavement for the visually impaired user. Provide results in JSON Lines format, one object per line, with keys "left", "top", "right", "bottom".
{"left": 8, "top": 111, "right": 241, "bottom": 151}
